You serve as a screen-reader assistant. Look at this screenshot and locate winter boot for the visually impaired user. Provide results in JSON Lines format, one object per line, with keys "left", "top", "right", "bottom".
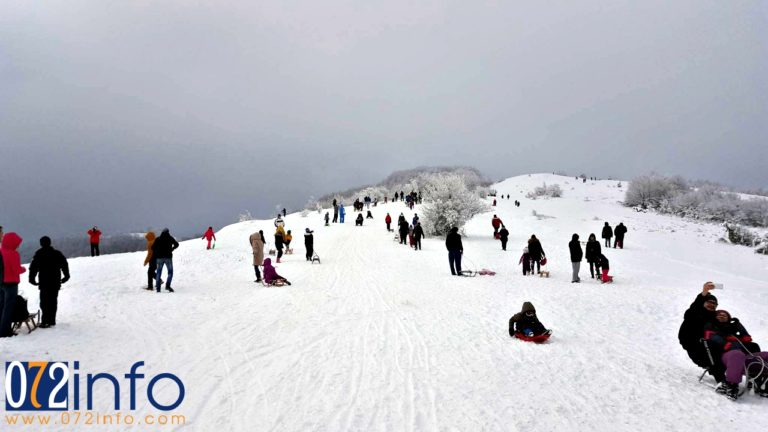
{"left": 718, "top": 382, "right": 740, "bottom": 401}
{"left": 166, "top": 286, "right": 175, "bottom": 293}
{"left": 276, "top": 257, "right": 281, "bottom": 263}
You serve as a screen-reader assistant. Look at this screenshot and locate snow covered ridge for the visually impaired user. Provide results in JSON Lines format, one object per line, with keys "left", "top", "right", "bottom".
{"left": 4, "top": 173, "right": 768, "bottom": 431}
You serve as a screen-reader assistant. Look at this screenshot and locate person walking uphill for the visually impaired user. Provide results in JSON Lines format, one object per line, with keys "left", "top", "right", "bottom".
{"left": 143, "top": 231, "right": 159, "bottom": 290}
{"left": 491, "top": 215, "right": 503, "bottom": 237}
{"left": 28, "top": 237, "right": 70, "bottom": 328}
{"left": 0, "top": 233, "right": 25, "bottom": 337}
{"left": 202, "top": 227, "right": 216, "bottom": 250}
{"left": 385, "top": 213, "right": 392, "bottom": 232}
{"left": 499, "top": 225, "right": 509, "bottom": 251}
{"left": 585, "top": 233, "right": 601, "bottom": 279}
{"left": 87, "top": 226, "right": 102, "bottom": 257}
{"left": 614, "top": 223, "right": 627, "bottom": 249}
{"left": 413, "top": 222, "right": 424, "bottom": 250}
{"left": 304, "top": 228, "right": 314, "bottom": 261}
{"left": 527, "top": 235, "right": 545, "bottom": 274}
{"left": 274, "top": 225, "right": 286, "bottom": 263}
{"left": 152, "top": 229, "right": 179, "bottom": 293}
{"left": 569, "top": 234, "right": 583, "bottom": 283}
{"left": 601, "top": 222, "right": 613, "bottom": 248}
{"left": 249, "top": 230, "right": 265, "bottom": 282}
{"left": 445, "top": 227, "right": 463, "bottom": 276}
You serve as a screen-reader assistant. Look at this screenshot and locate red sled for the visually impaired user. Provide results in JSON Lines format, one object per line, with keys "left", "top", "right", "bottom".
{"left": 514, "top": 332, "right": 551, "bottom": 343}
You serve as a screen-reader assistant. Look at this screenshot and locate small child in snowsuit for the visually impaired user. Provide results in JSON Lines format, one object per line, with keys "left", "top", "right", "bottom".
{"left": 519, "top": 247, "right": 532, "bottom": 275}
{"left": 324, "top": 212, "right": 330, "bottom": 226}
{"left": 509, "top": 302, "right": 550, "bottom": 338}
{"left": 284, "top": 230, "right": 293, "bottom": 252}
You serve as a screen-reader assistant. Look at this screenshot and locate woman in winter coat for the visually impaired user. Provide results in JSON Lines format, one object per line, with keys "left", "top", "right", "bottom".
{"left": 601, "top": 222, "right": 613, "bottom": 248}
{"left": 568, "top": 233, "right": 583, "bottom": 283}
{"left": 527, "top": 235, "right": 545, "bottom": 274}
{"left": 0, "top": 232, "right": 26, "bottom": 337}
{"left": 509, "top": 302, "right": 550, "bottom": 337}
{"left": 584, "top": 234, "right": 602, "bottom": 279}
{"left": 249, "top": 230, "right": 265, "bottom": 282}
{"left": 143, "top": 231, "right": 158, "bottom": 290}
{"left": 262, "top": 258, "right": 291, "bottom": 285}
{"left": 274, "top": 226, "right": 286, "bottom": 263}
{"left": 704, "top": 310, "right": 768, "bottom": 400}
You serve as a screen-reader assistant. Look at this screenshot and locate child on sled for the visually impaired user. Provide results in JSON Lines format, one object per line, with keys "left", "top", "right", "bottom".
{"left": 509, "top": 302, "right": 551, "bottom": 338}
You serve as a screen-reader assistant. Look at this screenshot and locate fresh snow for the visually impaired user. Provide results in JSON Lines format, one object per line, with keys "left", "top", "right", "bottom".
{"left": 3, "top": 173, "right": 768, "bottom": 431}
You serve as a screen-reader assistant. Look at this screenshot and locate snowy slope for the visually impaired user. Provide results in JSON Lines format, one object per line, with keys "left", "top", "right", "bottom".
{"left": 3, "top": 174, "right": 768, "bottom": 431}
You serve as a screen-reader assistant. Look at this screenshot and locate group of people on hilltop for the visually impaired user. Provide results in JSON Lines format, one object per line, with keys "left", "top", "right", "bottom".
{"left": 601, "top": 222, "right": 627, "bottom": 249}
{"left": 569, "top": 233, "right": 611, "bottom": 283}
{"left": 143, "top": 228, "right": 179, "bottom": 292}
{"left": 679, "top": 282, "right": 768, "bottom": 400}
{"left": 518, "top": 235, "right": 545, "bottom": 276}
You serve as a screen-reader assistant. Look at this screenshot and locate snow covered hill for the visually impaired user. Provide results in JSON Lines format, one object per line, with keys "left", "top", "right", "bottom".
{"left": 3, "top": 174, "right": 768, "bottom": 431}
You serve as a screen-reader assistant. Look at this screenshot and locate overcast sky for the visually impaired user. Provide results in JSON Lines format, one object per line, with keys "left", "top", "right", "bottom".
{"left": 1, "top": 1, "right": 766, "bottom": 239}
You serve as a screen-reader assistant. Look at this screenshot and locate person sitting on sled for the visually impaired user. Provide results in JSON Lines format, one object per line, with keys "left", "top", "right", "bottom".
{"left": 355, "top": 213, "right": 364, "bottom": 226}
{"left": 262, "top": 258, "right": 291, "bottom": 286}
{"left": 703, "top": 309, "right": 768, "bottom": 400}
{"left": 509, "top": 302, "right": 551, "bottom": 338}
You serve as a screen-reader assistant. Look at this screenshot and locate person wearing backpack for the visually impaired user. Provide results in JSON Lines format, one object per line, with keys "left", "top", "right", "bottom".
{"left": 0, "top": 232, "right": 26, "bottom": 337}
{"left": 28, "top": 236, "right": 70, "bottom": 328}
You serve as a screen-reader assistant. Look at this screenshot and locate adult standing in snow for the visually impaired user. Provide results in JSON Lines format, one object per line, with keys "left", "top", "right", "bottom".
{"left": 585, "top": 233, "right": 602, "bottom": 279}
{"left": 152, "top": 228, "right": 179, "bottom": 292}
{"left": 498, "top": 225, "right": 509, "bottom": 251}
{"left": 304, "top": 229, "right": 314, "bottom": 261}
{"left": 412, "top": 213, "right": 419, "bottom": 226}
{"left": 249, "top": 230, "right": 265, "bottom": 282}
{"left": 385, "top": 213, "right": 392, "bottom": 231}
{"left": 28, "top": 236, "right": 70, "bottom": 328}
{"left": 614, "top": 223, "right": 627, "bottom": 249}
{"left": 143, "top": 231, "right": 158, "bottom": 290}
{"left": 398, "top": 219, "right": 409, "bottom": 245}
{"left": 282, "top": 208, "right": 287, "bottom": 217}
{"left": 678, "top": 282, "right": 725, "bottom": 382}
{"left": 274, "top": 225, "right": 286, "bottom": 263}
{"left": 569, "top": 234, "right": 583, "bottom": 283}
{"left": 339, "top": 204, "right": 346, "bottom": 223}
{"left": 0, "top": 233, "right": 25, "bottom": 337}
{"left": 333, "top": 200, "right": 339, "bottom": 223}
{"left": 703, "top": 310, "right": 768, "bottom": 399}
{"left": 491, "top": 215, "right": 503, "bottom": 237}
{"left": 202, "top": 226, "right": 216, "bottom": 250}
{"left": 87, "top": 226, "right": 101, "bottom": 257}
{"left": 413, "top": 222, "right": 424, "bottom": 250}
{"left": 601, "top": 222, "right": 613, "bottom": 248}
{"left": 527, "top": 235, "right": 545, "bottom": 274}
{"left": 445, "top": 227, "right": 464, "bottom": 276}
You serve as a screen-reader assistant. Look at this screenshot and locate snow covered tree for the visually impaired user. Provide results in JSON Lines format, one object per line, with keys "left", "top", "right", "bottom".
{"left": 624, "top": 175, "right": 688, "bottom": 208}
{"left": 421, "top": 173, "right": 489, "bottom": 236}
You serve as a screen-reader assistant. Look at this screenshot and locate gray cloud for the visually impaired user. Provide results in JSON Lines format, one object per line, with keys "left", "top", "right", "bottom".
{"left": 1, "top": 0, "right": 765, "bottom": 238}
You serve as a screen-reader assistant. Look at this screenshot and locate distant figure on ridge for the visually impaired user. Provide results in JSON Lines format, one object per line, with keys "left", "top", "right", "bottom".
{"left": 87, "top": 226, "right": 102, "bottom": 257}
{"left": 202, "top": 226, "right": 216, "bottom": 250}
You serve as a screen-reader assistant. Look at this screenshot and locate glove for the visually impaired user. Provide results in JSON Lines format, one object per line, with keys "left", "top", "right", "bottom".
{"left": 61, "top": 276, "right": 70, "bottom": 284}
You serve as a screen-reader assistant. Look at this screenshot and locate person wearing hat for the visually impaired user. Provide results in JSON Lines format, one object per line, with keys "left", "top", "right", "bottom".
{"left": 703, "top": 309, "right": 768, "bottom": 399}
{"left": 678, "top": 282, "right": 725, "bottom": 382}
{"left": 509, "top": 302, "right": 551, "bottom": 338}
{"left": 0, "top": 232, "right": 25, "bottom": 337}
{"left": 28, "top": 237, "right": 70, "bottom": 328}
{"left": 304, "top": 228, "right": 314, "bottom": 261}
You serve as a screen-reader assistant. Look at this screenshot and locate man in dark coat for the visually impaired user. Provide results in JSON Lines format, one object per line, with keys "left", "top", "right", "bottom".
{"left": 568, "top": 234, "right": 583, "bottom": 283}
{"left": 498, "top": 225, "right": 509, "bottom": 251}
{"left": 151, "top": 228, "right": 179, "bottom": 292}
{"left": 398, "top": 219, "right": 409, "bottom": 245}
{"left": 601, "top": 222, "right": 613, "bottom": 248}
{"left": 28, "top": 236, "right": 70, "bottom": 327}
{"left": 445, "top": 227, "right": 463, "bottom": 276}
{"left": 527, "top": 235, "right": 545, "bottom": 274}
{"left": 614, "top": 223, "right": 627, "bottom": 249}
{"left": 413, "top": 222, "right": 424, "bottom": 251}
{"left": 585, "top": 234, "right": 602, "bottom": 278}
{"left": 304, "top": 228, "right": 314, "bottom": 261}
{"left": 678, "top": 282, "right": 725, "bottom": 382}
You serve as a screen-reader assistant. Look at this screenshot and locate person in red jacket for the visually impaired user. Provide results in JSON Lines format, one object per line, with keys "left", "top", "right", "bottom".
{"left": 87, "top": 226, "right": 101, "bottom": 256}
{"left": 385, "top": 213, "right": 392, "bottom": 232}
{"left": 491, "top": 215, "right": 503, "bottom": 237}
{"left": 202, "top": 226, "right": 216, "bottom": 250}
{"left": 0, "top": 232, "right": 26, "bottom": 337}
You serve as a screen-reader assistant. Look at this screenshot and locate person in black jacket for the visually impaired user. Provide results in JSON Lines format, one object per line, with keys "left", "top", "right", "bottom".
{"left": 151, "top": 228, "right": 179, "bottom": 292}
{"left": 498, "top": 225, "right": 509, "bottom": 251}
{"left": 601, "top": 222, "right": 613, "bottom": 248}
{"left": 413, "top": 222, "right": 424, "bottom": 251}
{"left": 527, "top": 235, "right": 545, "bottom": 274}
{"left": 445, "top": 227, "right": 463, "bottom": 276}
{"left": 355, "top": 213, "right": 364, "bottom": 226}
{"left": 614, "top": 223, "right": 627, "bottom": 249}
{"left": 584, "top": 233, "right": 601, "bottom": 278}
{"left": 509, "top": 302, "right": 550, "bottom": 337}
{"left": 398, "top": 219, "right": 409, "bottom": 245}
{"left": 569, "top": 234, "right": 583, "bottom": 283}
{"left": 678, "top": 282, "right": 724, "bottom": 382}
{"left": 28, "top": 236, "right": 70, "bottom": 327}
{"left": 304, "top": 228, "right": 314, "bottom": 261}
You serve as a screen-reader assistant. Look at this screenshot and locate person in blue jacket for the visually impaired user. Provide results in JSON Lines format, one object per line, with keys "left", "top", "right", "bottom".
{"left": 339, "top": 204, "right": 346, "bottom": 223}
